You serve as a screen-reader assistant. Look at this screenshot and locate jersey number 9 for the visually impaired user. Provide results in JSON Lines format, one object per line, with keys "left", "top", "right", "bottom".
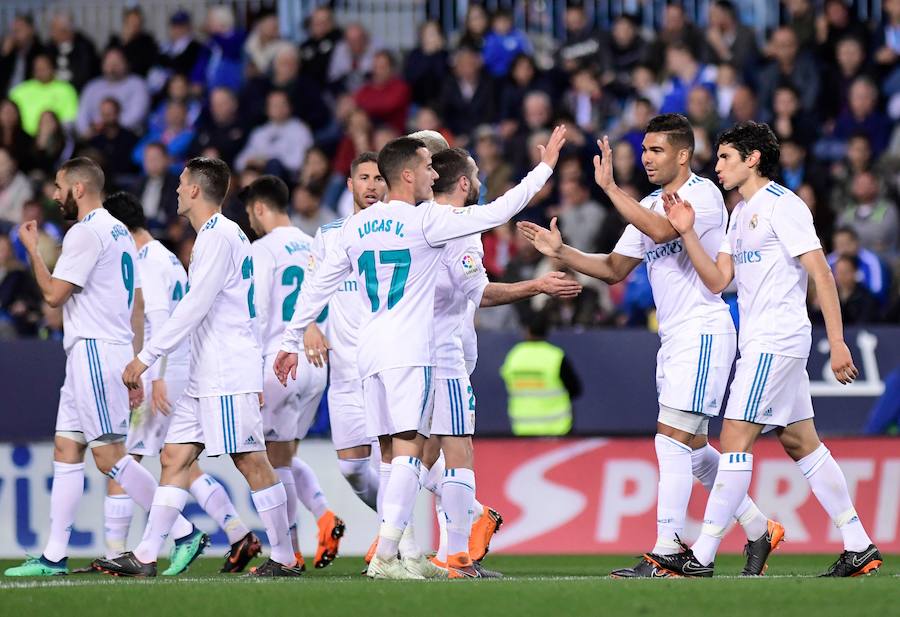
{"left": 121, "top": 252, "right": 135, "bottom": 308}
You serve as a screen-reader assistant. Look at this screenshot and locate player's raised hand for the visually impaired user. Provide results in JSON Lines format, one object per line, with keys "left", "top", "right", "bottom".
{"left": 517, "top": 217, "right": 563, "bottom": 258}
{"left": 830, "top": 340, "right": 859, "bottom": 385}
{"left": 536, "top": 271, "right": 582, "bottom": 298}
{"left": 592, "top": 136, "right": 615, "bottom": 192}
{"left": 122, "top": 357, "right": 148, "bottom": 390}
{"left": 303, "top": 323, "right": 331, "bottom": 368}
{"left": 151, "top": 379, "right": 172, "bottom": 416}
{"left": 18, "top": 220, "right": 39, "bottom": 253}
{"left": 537, "top": 124, "right": 567, "bottom": 169}
{"left": 661, "top": 192, "right": 695, "bottom": 234}
{"left": 273, "top": 350, "right": 299, "bottom": 386}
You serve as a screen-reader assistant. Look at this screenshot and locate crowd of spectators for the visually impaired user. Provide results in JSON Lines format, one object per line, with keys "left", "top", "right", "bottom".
{"left": 1, "top": 1, "right": 899, "bottom": 339}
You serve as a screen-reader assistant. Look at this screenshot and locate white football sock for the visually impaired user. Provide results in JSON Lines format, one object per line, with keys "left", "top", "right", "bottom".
{"left": 442, "top": 468, "right": 476, "bottom": 558}
{"left": 399, "top": 521, "right": 422, "bottom": 559}
{"left": 134, "top": 486, "right": 189, "bottom": 563}
{"left": 376, "top": 456, "right": 420, "bottom": 559}
{"left": 291, "top": 456, "right": 329, "bottom": 519}
{"left": 338, "top": 458, "right": 378, "bottom": 510}
{"left": 692, "top": 453, "right": 754, "bottom": 566}
{"left": 377, "top": 461, "right": 391, "bottom": 520}
{"left": 435, "top": 495, "right": 448, "bottom": 562}
{"left": 103, "top": 495, "right": 133, "bottom": 559}
{"left": 189, "top": 473, "right": 249, "bottom": 545}
{"left": 111, "top": 455, "right": 193, "bottom": 540}
{"left": 472, "top": 498, "right": 484, "bottom": 519}
{"left": 252, "top": 482, "right": 294, "bottom": 566}
{"left": 275, "top": 467, "right": 300, "bottom": 553}
{"left": 44, "top": 461, "right": 85, "bottom": 562}
{"left": 692, "top": 444, "right": 768, "bottom": 540}
{"left": 798, "top": 444, "right": 872, "bottom": 552}
{"left": 420, "top": 451, "right": 445, "bottom": 498}
{"left": 654, "top": 434, "right": 693, "bottom": 555}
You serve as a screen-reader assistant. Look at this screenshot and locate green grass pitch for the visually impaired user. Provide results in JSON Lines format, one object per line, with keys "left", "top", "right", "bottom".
{"left": 1, "top": 555, "right": 896, "bottom": 616}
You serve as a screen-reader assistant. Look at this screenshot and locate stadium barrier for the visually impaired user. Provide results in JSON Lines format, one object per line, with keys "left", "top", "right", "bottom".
{"left": 1, "top": 437, "right": 897, "bottom": 558}
{"left": 2, "top": 327, "right": 897, "bottom": 443}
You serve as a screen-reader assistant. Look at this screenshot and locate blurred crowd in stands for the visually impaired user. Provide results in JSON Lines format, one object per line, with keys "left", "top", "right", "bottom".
{"left": 0, "top": 0, "right": 899, "bottom": 340}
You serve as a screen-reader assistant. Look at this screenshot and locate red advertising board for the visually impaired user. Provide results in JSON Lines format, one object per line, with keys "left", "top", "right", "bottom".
{"left": 470, "top": 438, "right": 900, "bottom": 554}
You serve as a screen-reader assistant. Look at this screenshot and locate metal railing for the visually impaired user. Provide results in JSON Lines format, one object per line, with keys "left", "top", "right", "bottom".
{"left": 0, "top": 0, "right": 887, "bottom": 53}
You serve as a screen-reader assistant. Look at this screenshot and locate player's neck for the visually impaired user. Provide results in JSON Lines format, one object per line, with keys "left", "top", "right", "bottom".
{"left": 659, "top": 167, "right": 692, "bottom": 194}
{"left": 263, "top": 214, "right": 292, "bottom": 234}
{"left": 188, "top": 204, "right": 221, "bottom": 231}
{"left": 737, "top": 174, "right": 771, "bottom": 202}
{"left": 76, "top": 200, "right": 103, "bottom": 221}
{"left": 387, "top": 187, "right": 415, "bottom": 204}
{"left": 132, "top": 229, "right": 154, "bottom": 249}
{"left": 433, "top": 192, "right": 463, "bottom": 207}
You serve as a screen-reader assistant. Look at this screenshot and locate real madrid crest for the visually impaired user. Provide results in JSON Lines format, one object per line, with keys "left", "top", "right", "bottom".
{"left": 749, "top": 214, "right": 759, "bottom": 229}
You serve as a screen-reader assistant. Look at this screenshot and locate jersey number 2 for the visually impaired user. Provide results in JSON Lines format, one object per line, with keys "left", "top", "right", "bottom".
{"left": 357, "top": 249, "right": 410, "bottom": 312}
{"left": 241, "top": 256, "right": 256, "bottom": 318}
{"left": 120, "top": 253, "right": 134, "bottom": 308}
{"left": 281, "top": 265, "right": 304, "bottom": 321}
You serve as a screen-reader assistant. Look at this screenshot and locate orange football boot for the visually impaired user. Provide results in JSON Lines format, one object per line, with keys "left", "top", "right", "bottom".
{"left": 469, "top": 507, "right": 503, "bottom": 561}
{"left": 314, "top": 510, "right": 346, "bottom": 568}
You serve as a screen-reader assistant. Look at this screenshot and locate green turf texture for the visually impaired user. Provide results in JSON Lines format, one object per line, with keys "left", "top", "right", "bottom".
{"left": 1, "top": 555, "right": 896, "bottom": 616}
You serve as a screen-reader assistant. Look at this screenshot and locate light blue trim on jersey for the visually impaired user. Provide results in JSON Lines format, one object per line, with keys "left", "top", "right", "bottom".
{"left": 221, "top": 395, "right": 236, "bottom": 452}
{"left": 319, "top": 217, "right": 347, "bottom": 233}
{"left": 744, "top": 353, "right": 773, "bottom": 422}
{"left": 86, "top": 339, "right": 112, "bottom": 434}
{"left": 692, "top": 335, "right": 712, "bottom": 413}
{"left": 419, "top": 367, "right": 432, "bottom": 423}
{"left": 765, "top": 183, "right": 786, "bottom": 198}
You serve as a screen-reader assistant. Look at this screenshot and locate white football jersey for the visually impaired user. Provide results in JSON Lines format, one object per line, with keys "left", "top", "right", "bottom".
{"left": 283, "top": 162, "right": 553, "bottom": 379}
{"left": 462, "top": 300, "right": 479, "bottom": 375}
{"left": 719, "top": 181, "right": 821, "bottom": 358}
{"left": 613, "top": 174, "right": 735, "bottom": 343}
{"left": 137, "top": 240, "right": 190, "bottom": 377}
{"left": 433, "top": 235, "right": 488, "bottom": 379}
{"left": 312, "top": 216, "right": 365, "bottom": 383}
{"left": 138, "top": 212, "right": 263, "bottom": 396}
{"left": 251, "top": 226, "right": 318, "bottom": 357}
{"left": 52, "top": 208, "right": 140, "bottom": 353}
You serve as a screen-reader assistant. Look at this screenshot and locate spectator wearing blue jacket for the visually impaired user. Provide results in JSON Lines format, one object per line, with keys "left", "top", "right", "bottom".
{"left": 482, "top": 9, "right": 532, "bottom": 78}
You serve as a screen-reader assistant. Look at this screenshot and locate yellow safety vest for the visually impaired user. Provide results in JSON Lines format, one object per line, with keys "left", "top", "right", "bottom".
{"left": 500, "top": 341, "right": 572, "bottom": 436}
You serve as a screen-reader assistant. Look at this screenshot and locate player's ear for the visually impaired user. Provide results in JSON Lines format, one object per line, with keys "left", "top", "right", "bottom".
{"left": 747, "top": 150, "right": 761, "bottom": 169}
{"left": 346, "top": 176, "right": 353, "bottom": 192}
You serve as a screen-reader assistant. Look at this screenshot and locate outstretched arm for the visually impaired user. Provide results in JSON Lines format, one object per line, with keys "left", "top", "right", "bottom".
{"left": 423, "top": 125, "right": 566, "bottom": 245}
{"left": 516, "top": 217, "right": 641, "bottom": 284}
{"left": 480, "top": 272, "right": 582, "bottom": 307}
{"left": 594, "top": 136, "right": 678, "bottom": 244}
{"left": 663, "top": 193, "right": 734, "bottom": 293}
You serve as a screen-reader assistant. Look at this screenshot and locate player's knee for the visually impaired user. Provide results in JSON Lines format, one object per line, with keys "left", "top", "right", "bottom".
{"left": 338, "top": 458, "right": 370, "bottom": 490}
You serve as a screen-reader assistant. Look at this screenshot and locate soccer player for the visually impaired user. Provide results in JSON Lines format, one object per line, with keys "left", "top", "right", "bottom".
{"left": 427, "top": 147, "right": 582, "bottom": 577}
{"left": 647, "top": 121, "right": 882, "bottom": 577}
{"left": 5, "top": 158, "right": 194, "bottom": 577}
{"left": 102, "top": 191, "right": 260, "bottom": 574}
{"left": 97, "top": 157, "right": 301, "bottom": 577}
{"left": 518, "top": 114, "right": 778, "bottom": 578}
{"left": 242, "top": 175, "right": 343, "bottom": 570}
{"left": 275, "top": 127, "right": 567, "bottom": 579}
{"left": 303, "top": 154, "right": 385, "bottom": 525}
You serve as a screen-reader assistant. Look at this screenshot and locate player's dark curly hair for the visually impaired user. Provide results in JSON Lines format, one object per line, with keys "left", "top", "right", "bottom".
{"left": 716, "top": 121, "right": 780, "bottom": 180}
{"left": 103, "top": 191, "right": 146, "bottom": 232}
{"left": 239, "top": 175, "right": 289, "bottom": 213}
{"left": 645, "top": 113, "right": 694, "bottom": 154}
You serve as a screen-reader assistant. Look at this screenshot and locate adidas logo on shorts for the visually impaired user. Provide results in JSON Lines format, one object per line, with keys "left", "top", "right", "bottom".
{"left": 244, "top": 436, "right": 257, "bottom": 445}
{"left": 709, "top": 399, "right": 718, "bottom": 409}
{"left": 763, "top": 407, "right": 773, "bottom": 417}
{"left": 134, "top": 441, "right": 144, "bottom": 449}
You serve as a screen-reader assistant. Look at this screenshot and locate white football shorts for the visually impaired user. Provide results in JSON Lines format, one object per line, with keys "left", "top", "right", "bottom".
{"left": 262, "top": 353, "right": 327, "bottom": 442}
{"left": 724, "top": 350, "right": 814, "bottom": 431}
{"left": 656, "top": 332, "right": 736, "bottom": 417}
{"left": 165, "top": 392, "right": 265, "bottom": 456}
{"left": 328, "top": 378, "right": 371, "bottom": 451}
{"left": 126, "top": 367, "right": 189, "bottom": 456}
{"left": 363, "top": 366, "right": 435, "bottom": 438}
{"left": 431, "top": 376, "right": 476, "bottom": 436}
{"left": 56, "top": 339, "right": 132, "bottom": 442}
